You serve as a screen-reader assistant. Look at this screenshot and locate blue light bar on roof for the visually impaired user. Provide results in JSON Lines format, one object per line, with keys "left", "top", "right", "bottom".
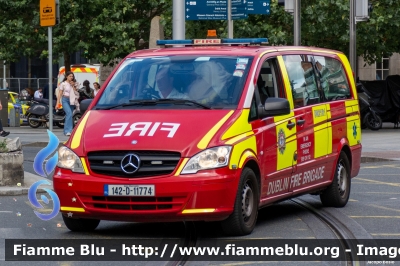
{"left": 222, "top": 38, "right": 268, "bottom": 44}
{"left": 156, "top": 38, "right": 268, "bottom": 46}
{"left": 156, "top": 40, "right": 192, "bottom": 45}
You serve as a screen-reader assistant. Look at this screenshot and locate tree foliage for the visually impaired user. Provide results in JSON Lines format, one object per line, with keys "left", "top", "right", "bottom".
{"left": 0, "top": 0, "right": 169, "bottom": 71}
{"left": 52, "top": 0, "right": 169, "bottom": 71}
{"left": 163, "top": 0, "right": 400, "bottom": 65}
{"left": 0, "top": 0, "right": 47, "bottom": 62}
{"left": 1, "top": 0, "right": 400, "bottom": 70}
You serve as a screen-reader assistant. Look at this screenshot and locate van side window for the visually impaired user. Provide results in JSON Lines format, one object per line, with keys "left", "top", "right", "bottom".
{"left": 256, "top": 60, "right": 276, "bottom": 105}
{"left": 250, "top": 58, "right": 286, "bottom": 122}
{"left": 314, "top": 56, "right": 351, "bottom": 101}
{"left": 283, "top": 55, "right": 319, "bottom": 108}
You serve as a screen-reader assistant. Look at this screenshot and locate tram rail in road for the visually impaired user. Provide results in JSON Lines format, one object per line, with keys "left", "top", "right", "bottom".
{"left": 291, "top": 198, "right": 365, "bottom": 266}
{"left": 166, "top": 221, "right": 197, "bottom": 266}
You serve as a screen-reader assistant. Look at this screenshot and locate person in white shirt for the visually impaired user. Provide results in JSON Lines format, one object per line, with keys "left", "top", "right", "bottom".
{"left": 155, "top": 67, "right": 188, "bottom": 99}
{"left": 56, "top": 72, "right": 77, "bottom": 136}
{"left": 34, "top": 88, "right": 43, "bottom": 100}
{"left": 93, "top": 82, "right": 101, "bottom": 96}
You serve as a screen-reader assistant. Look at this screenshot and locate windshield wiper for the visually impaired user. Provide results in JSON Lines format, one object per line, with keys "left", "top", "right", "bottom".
{"left": 97, "top": 100, "right": 157, "bottom": 110}
{"left": 97, "top": 99, "right": 212, "bottom": 110}
{"left": 148, "top": 98, "right": 212, "bottom": 109}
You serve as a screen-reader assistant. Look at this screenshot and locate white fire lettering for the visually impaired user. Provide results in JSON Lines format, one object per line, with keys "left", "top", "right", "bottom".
{"left": 124, "top": 122, "right": 152, "bottom": 136}
{"left": 290, "top": 173, "right": 302, "bottom": 188}
{"left": 302, "top": 166, "right": 325, "bottom": 185}
{"left": 103, "top": 122, "right": 180, "bottom": 138}
{"left": 147, "top": 122, "right": 161, "bottom": 136}
{"left": 160, "top": 123, "right": 180, "bottom": 138}
{"left": 103, "top": 123, "right": 129, "bottom": 138}
{"left": 267, "top": 177, "right": 289, "bottom": 195}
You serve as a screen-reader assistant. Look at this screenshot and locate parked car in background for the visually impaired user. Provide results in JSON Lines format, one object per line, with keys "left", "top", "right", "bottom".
{"left": 7, "top": 91, "right": 29, "bottom": 125}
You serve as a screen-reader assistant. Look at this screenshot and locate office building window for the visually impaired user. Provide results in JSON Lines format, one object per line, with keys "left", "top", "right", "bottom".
{"left": 376, "top": 57, "right": 389, "bottom": 80}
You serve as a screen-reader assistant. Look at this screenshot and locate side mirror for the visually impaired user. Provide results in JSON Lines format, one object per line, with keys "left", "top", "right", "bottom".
{"left": 258, "top": 97, "right": 290, "bottom": 118}
{"left": 80, "top": 99, "right": 93, "bottom": 114}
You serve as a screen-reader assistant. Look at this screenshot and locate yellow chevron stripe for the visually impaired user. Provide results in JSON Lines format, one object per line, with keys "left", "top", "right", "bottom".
{"left": 71, "top": 111, "right": 91, "bottom": 149}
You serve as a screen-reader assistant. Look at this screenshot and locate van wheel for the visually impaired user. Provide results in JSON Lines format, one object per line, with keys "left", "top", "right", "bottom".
{"left": 62, "top": 215, "right": 100, "bottom": 232}
{"left": 221, "top": 168, "right": 259, "bottom": 236}
{"left": 320, "top": 152, "right": 351, "bottom": 207}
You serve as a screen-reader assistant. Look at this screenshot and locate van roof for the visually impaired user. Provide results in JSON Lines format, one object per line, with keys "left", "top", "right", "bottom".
{"left": 126, "top": 46, "right": 344, "bottom": 58}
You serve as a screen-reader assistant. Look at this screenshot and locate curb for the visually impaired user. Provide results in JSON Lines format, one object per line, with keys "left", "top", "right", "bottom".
{"left": 22, "top": 142, "right": 65, "bottom": 148}
{"left": 0, "top": 172, "right": 53, "bottom": 196}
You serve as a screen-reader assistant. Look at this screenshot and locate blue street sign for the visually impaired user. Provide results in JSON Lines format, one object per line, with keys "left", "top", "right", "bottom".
{"left": 232, "top": 0, "right": 248, "bottom": 20}
{"left": 247, "top": 0, "right": 270, "bottom": 15}
{"left": 185, "top": 0, "right": 227, "bottom": 20}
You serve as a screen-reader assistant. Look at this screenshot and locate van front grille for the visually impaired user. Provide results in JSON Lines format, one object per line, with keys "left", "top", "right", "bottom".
{"left": 87, "top": 151, "right": 181, "bottom": 178}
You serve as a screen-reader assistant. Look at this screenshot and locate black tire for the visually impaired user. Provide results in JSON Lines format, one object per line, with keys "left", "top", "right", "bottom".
{"left": 27, "top": 114, "right": 41, "bottom": 128}
{"left": 62, "top": 215, "right": 100, "bottom": 232}
{"left": 73, "top": 113, "right": 82, "bottom": 127}
{"left": 364, "top": 112, "right": 382, "bottom": 131}
{"left": 320, "top": 152, "right": 351, "bottom": 207}
{"left": 221, "top": 168, "right": 259, "bottom": 236}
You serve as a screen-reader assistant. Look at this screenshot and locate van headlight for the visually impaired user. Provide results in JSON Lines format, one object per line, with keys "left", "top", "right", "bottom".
{"left": 57, "top": 146, "right": 84, "bottom": 173}
{"left": 181, "top": 146, "right": 232, "bottom": 174}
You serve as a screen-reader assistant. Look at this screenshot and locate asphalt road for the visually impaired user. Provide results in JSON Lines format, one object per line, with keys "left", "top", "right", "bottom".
{"left": 1, "top": 160, "right": 400, "bottom": 265}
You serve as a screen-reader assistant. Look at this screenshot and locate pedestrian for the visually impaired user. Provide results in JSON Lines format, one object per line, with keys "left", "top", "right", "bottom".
{"left": 0, "top": 101, "right": 10, "bottom": 137}
{"left": 79, "top": 80, "right": 94, "bottom": 102}
{"left": 73, "top": 78, "right": 81, "bottom": 111}
{"left": 56, "top": 71, "right": 77, "bottom": 136}
{"left": 93, "top": 82, "right": 101, "bottom": 96}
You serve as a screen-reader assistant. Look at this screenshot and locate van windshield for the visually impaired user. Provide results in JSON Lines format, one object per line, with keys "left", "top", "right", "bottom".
{"left": 96, "top": 56, "right": 253, "bottom": 109}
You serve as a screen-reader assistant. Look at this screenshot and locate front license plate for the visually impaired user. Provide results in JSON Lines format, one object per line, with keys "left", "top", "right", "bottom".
{"left": 104, "top": 185, "right": 155, "bottom": 196}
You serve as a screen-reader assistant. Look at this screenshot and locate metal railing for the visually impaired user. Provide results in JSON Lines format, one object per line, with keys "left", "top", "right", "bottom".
{"left": 2, "top": 78, "right": 50, "bottom": 94}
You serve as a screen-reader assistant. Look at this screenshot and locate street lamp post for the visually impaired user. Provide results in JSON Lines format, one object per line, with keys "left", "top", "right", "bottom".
{"left": 294, "top": 0, "right": 301, "bottom": 46}
{"left": 173, "top": 0, "right": 185, "bottom": 39}
{"left": 350, "top": 0, "right": 357, "bottom": 80}
{"left": 3, "top": 61, "right": 5, "bottom": 89}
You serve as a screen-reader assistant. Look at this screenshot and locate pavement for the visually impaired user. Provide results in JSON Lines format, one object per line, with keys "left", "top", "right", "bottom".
{"left": 0, "top": 123, "right": 399, "bottom": 195}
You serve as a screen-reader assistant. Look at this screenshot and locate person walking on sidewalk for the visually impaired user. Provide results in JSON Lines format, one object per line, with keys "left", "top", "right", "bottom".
{"left": 0, "top": 101, "right": 10, "bottom": 137}
{"left": 56, "top": 71, "right": 77, "bottom": 136}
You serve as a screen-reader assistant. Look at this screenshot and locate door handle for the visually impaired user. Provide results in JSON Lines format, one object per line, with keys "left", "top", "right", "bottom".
{"left": 297, "top": 119, "right": 306, "bottom": 126}
{"left": 287, "top": 121, "right": 295, "bottom": 129}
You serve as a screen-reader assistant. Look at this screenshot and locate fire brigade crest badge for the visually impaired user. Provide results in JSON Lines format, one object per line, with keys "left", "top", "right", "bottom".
{"left": 278, "top": 128, "right": 286, "bottom": 154}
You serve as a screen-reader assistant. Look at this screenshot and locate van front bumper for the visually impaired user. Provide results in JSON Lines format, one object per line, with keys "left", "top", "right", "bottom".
{"left": 53, "top": 167, "right": 240, "bottom": 222}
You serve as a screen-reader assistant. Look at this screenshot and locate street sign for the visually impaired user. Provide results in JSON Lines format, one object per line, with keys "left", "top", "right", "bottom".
{"left": 185, "top": 0, "right": 227, "bottom": 20}
{"left": 232, "top": 0, "right": 248, "bottom": 20}
{"left": 40, "top": 0, "right": 56, "bottom": 26}
{"left": 247, "top": 0, "right": 270, "bottom": 15}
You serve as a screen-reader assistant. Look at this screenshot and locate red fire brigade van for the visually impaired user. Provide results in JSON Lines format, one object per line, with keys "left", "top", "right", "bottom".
{"left": 54, "top": 38, "right": 361, "bottom": 236}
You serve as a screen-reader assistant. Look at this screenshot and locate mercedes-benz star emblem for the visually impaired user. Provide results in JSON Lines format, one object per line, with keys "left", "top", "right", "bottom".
{"left": 120, "top": 154, "right": 141, "bottom": 174}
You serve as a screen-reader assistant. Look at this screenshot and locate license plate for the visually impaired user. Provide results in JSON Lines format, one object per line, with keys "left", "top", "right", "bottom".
{"left": 104, "top": 185, "right": 155, "bottom": 196}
